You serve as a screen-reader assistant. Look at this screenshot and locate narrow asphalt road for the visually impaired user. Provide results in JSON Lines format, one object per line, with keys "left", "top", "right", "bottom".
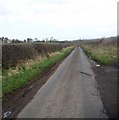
{"left": 17, "top": 47, "right": 107, "bottom": 118}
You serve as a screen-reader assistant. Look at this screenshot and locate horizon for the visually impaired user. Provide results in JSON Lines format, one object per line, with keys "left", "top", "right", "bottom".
{"left": 1, "top": 35, "right": 116, "bottom": 42}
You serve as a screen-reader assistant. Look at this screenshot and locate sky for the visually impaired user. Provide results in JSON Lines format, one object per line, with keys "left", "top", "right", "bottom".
{"left": 0, "top": 0, "right": 118, "bottom": 41}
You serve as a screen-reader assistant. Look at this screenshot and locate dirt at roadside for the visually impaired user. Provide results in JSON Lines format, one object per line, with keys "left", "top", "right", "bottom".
{"left": 89, "top": 59, "right": 118, "bottom": 118}
{"left": 2, "top": 61, "right": 62, "bottom": 118}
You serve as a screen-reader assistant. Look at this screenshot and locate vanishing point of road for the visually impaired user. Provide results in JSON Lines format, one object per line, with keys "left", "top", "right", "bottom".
{"left": 17, "top": 47, "right": 108, "bottom": 118}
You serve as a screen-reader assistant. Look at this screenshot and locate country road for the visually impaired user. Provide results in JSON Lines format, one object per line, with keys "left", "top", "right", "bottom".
{"left": 17, "top": 47, "right": 107, "bottom": 118}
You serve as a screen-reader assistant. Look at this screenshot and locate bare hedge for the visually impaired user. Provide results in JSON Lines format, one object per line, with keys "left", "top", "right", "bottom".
{"left": 2, "top": 43, "right": 70, "bottom": 69}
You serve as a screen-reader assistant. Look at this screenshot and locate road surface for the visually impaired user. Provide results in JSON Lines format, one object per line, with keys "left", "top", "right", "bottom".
{"left": 17, "top": 47, "right": 107, "bottom": 118}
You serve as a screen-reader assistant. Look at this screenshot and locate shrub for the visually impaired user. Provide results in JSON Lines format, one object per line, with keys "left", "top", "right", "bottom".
{"left": 2, "top": 43, "right": 70, "bottom": 70}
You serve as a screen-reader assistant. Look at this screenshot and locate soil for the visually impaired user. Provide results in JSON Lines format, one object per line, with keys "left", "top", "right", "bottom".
{"left": 89, "top": 59, "right": 118, "bottom": 118}
{"left": 2, "top": 61, "right": 62, "bottom": 118}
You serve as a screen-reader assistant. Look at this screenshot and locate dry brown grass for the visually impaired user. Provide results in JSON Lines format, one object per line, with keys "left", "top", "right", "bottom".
{"left": 81, "top": 37, "right": 118, "bottom": 65}
{"left": 2, "top": 47, "right": 72, "bottom": 80}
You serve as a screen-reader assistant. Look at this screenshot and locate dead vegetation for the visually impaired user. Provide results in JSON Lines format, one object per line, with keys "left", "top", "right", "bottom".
{"left": 80, "top": 37, "right": 118, "bottom": 65}
{"left": 2, "top": 43, "right": 70, "bottom": 70}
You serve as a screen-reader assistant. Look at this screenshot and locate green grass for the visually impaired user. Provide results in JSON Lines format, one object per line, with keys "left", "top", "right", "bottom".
{"left": 81, "top": 45, "right": 118, "bottom": 65}
{"left": 2, "top": 47, "right": 74, "bottom": 97}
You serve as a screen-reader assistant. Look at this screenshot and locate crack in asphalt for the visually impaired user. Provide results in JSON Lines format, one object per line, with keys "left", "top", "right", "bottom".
{"left": 80, "top": 71, "right": 92, "bottom": 76}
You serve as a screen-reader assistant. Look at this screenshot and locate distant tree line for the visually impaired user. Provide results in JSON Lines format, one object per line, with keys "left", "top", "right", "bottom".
{"left": 0, "top": 36, "right": 74, "bottom": 44}
{"left": 0, "top": 37, "right": 63, "bottom": 44}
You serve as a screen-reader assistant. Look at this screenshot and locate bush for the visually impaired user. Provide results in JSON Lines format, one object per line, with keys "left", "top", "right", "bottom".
{"left": 2, "top": 43, "right": 70, "bottom": 70}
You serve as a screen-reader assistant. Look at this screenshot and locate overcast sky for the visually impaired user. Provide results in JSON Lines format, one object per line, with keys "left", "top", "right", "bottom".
{"left": 0, "top": 0, "right": 118, "bottom": 40}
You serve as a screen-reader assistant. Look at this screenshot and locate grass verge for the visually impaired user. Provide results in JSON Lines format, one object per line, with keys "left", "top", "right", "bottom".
{"left": 2, "top": 46, "right": 74, "bottom": 97}
{"left": 81, "top": 45, "right": 118, "bottom": 65}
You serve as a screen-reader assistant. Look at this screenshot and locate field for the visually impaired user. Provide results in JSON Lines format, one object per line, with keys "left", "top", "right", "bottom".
{"left": 80, "top": 37, "right": 118, "bottom": 65}
{"left": 2, "top": 43, "right": 74, "bottom": 97}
